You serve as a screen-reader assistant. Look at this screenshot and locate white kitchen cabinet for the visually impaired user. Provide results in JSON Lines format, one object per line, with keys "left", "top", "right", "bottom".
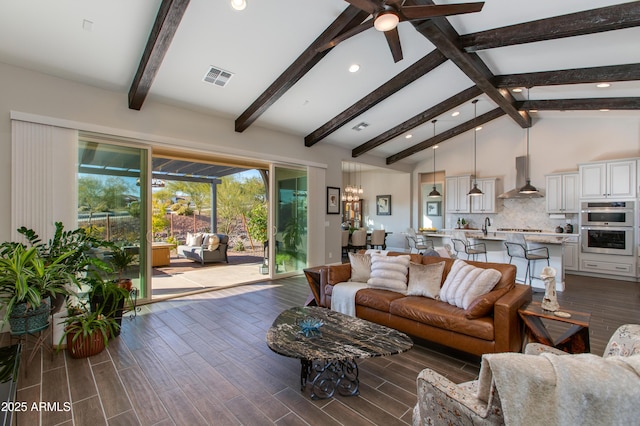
{"left": 445, "top": 175, "right": 471, "bottom": 213}
{"left": 579, "top": 160, "right": 636, "bottom": 199}
{"left": 546, "top": 172, "right": 579, "bottom": 213}
{"left": 471, "top": 178, "right": 497, "bottom": 213}
{"left": 563, "top": 240, "right": 578, "bottom": 272}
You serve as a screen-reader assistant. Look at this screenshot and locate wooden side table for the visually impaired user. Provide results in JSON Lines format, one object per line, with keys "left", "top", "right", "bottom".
{"left": 303, "top": 266, "right": 324, "bottom": 306}
{"left": 518, "top": 301, "right": 591, "bottom": 354}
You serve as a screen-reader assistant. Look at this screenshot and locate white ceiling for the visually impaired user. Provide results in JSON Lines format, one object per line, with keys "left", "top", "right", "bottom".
{"left": 1, "top": 0, "right": 639, "bottom": 165}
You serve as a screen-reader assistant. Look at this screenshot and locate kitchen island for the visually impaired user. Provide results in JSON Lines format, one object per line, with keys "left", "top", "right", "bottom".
{"left": 423, "top": 230, "right": 578, "bottom": 291}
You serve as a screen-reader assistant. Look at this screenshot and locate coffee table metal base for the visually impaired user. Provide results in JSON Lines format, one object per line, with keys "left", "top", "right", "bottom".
{"left": 301, "top": 358, "right": 359, "bottom": 399}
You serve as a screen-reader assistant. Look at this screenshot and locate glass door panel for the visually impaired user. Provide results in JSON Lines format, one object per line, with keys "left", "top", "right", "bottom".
{"left": 271, "top": 165, "right": 308, "bottom": 276}
{"left": 77, "top": 140, "right": 150, "bottom": 300}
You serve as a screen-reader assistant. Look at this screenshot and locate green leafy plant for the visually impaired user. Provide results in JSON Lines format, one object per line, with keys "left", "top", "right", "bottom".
{"left": 59, "top": 301, "right": 119, "bottom": 350}
{"left": 108, "top": 245, "right": 137, "bottom": 280}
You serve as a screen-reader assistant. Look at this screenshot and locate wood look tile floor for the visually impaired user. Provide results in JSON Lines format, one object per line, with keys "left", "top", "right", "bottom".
{"left": 10, "top": 273, "right": 640, "bottom": 426}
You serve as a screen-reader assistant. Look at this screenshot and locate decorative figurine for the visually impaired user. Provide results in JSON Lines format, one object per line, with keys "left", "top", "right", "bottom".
{"left": 540, "top": 266, "right": 559, "bottom": 312}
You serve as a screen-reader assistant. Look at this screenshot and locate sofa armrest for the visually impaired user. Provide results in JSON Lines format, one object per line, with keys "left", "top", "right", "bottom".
{"left": 493, "top": 284, "right": 532, "bottom": 353}
{"left": 525, "top": 343, "right": 568, "bottom": 356}
{"left": 319, "top": 263, "right": 351, "bottom": 308}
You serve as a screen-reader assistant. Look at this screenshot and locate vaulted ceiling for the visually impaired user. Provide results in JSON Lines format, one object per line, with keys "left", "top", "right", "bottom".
{"left": 1, "top": 0, "right": 639, "bottom": 166}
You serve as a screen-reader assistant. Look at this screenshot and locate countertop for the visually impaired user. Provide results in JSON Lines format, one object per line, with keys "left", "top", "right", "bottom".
{"left": 423, "top": 229, "right": 579, "bottom": 245}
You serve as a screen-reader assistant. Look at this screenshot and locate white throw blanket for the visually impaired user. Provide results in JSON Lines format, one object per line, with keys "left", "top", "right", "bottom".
{"left": 477, "top": 352, "right": 640, "bottom": 426}
{"left": 330, "top": 281, "right": 368, "bottom": 317}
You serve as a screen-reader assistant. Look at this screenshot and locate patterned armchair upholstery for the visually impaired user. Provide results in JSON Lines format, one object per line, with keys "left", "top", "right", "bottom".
{"left": 413, "top": 324, "right": 640, "bottom": 425}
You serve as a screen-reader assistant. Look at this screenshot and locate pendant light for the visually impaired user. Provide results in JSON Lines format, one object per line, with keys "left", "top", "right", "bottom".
{"left": 468, "top": 99, "right": 483, "bottom": 196}
{"left": 519, "top": 88, "right": 539, "bottom": 194}
{"left": 428, "top": 119, "right": 441, "bottom": 197}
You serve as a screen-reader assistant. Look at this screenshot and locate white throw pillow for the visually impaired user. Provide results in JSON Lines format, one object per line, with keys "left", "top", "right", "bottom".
{"left": 207, "top": 234, "right": 220, "bottom": 251}
{"left": 348, "top": 252, "right": 372, "bottom": 282}
{"left": 406, "top": 261, "right": 445, "bottom": 299}
{"left": 440, "top": 259, "right": 502, "bottom": 309}
{"left": 367, "top": 254, "right": 410, "bottom": 293}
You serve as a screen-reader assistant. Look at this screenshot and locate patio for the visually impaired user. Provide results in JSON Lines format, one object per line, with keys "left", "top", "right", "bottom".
{"left": 151, "top": 248, "right": 267, "bottom": 300}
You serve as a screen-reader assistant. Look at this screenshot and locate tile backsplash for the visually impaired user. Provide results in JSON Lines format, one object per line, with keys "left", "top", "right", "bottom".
{"left": 445, "top": 198, "right": 578, "bottom": 233}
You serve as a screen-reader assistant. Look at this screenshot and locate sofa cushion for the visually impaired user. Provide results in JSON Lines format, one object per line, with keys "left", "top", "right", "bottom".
{"left": 356, "top": 288, "right": 406, "bottom": 313}
{"left": 206, "top": 233, "right": 220, "bottom": 251}
{"left": 440, "top": 260, "right": 501, "bottom": 309}
{"left": 389, "top": 296, "right": 494, "bottom": 341}
{"left": 186, "top": 232, "right": 203, "bottom": 246}
{"left": 406, "top": 261, "right": 445, "bottom": 299}
{"left": 465, "top": 286, "right": 511, "bottom": 319}
{"left": 349, "top": 252, "right": 372, "bottom": 282}
{"left": 367, "top": 254, "right": 410, "bottom": 293}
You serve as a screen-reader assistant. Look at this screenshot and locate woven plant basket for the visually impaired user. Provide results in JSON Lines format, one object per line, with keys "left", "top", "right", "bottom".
{"left": 9, "top": 297, "right": 51, "bottom": 335}
{"left": 66, "top": 330, "right": 107, "bottom": 359}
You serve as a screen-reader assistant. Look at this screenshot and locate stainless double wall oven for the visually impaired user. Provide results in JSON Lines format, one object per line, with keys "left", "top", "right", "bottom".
{"left": 580, "top": 201, "right": 635, "bottom": 256}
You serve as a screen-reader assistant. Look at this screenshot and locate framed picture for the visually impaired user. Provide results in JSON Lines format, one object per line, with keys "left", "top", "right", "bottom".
{"left": 376, "top": 195, "right": 391, "bottom": 216}
{"left": 326, "top": 187, "right": 340, "bottom": 214}
{"left": 426, "top": 201, "right": 441, "bottom": 216}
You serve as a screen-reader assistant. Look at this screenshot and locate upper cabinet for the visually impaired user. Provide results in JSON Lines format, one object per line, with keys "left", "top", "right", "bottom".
{"left": 546, "top": 173, "right": 579, "bottom": 213}
{"left": 445, "top": 175, "right": 471, "bottom": 213}
{"left": 579, "top": 160, "right": 636, "bottom": 199}
{"left": 471, "top": 178, "right": 498, "bottom": 213}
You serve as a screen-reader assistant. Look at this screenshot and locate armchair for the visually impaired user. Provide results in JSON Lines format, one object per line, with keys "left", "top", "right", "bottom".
{"left": 413, "top": 324, "right": 640, "bottom": 426}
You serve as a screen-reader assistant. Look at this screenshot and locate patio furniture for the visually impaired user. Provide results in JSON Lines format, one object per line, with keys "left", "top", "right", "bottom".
{"left": 177, "top": 233, "right": 229, "bottom": 265}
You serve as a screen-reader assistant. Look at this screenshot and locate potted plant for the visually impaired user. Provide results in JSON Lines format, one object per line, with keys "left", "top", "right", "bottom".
{"left": 88, "top": 276, "right": 131, "bottom": 337}
{"left": 108, "top": 245, "right": 137, "bottom": 291}
{"left": 59, "top": 301, "right": 119, "bottom": 358}
{"left": 0, "top": 244, "right": 75, "bottom": 335}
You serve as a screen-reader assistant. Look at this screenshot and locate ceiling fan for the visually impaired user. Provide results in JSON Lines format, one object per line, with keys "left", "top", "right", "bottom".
{"left": 319, "top": 0, "right": 484, "bottom": 62}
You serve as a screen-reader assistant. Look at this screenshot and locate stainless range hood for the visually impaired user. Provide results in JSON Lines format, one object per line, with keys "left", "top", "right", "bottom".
{"left": 498, "top": 156, "right": 544, "bottom": 199}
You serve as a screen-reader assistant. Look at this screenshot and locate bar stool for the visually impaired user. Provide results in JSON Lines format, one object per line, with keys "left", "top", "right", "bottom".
{"left": 406, "top": 228, "right": 434, "bottom": 254}
{"left": 451, "top": 231, "right": 487, "bottom": 262}
{"left": 504, "top": 233, "right": 549, "bottom": 287}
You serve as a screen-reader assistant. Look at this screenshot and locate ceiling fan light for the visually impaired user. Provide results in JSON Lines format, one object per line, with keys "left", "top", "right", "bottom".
{"left": 374, "top": 11, "right": 399, "bottom": 32}
{"left": 230, "top": 0, "right": 246, "bottom": 11}
{"left": 519, "top": 180, "right": 539, "bottom": 194}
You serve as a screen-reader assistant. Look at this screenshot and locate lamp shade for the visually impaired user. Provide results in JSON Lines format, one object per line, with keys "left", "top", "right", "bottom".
{"left": 374, "top": 11, "right": 399, "bottom": 31}
{"left": 468, "top": 183, "right": 483, "bottom": 196}
{"left": 428, "top": 186, "right": 441, "bottom": 197}
{"left": 519, "top": 179, "right": 539, "bottom": 194}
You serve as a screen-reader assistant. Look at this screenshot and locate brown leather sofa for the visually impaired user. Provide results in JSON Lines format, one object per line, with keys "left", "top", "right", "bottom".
{"left": 318, "top": 253, "right": 532, "bottom": 356}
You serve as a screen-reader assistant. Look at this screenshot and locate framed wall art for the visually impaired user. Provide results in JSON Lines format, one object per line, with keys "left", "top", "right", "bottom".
{"left": 326, "top": 187, "right": 341, "bottom": 214}
{"left": 426, "top": 201, "right": 441, "bottom": 216}
{"left": 376, "top": 195, "right": 391, "bottom": 216}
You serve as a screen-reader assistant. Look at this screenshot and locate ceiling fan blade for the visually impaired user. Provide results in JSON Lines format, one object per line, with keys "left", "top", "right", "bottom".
{"left": 344, "top": 0, "right": 383, "bottom": 15}
{"left": 316, "top": 20, "right": 375, "bottom": 53}
{"left": 401, "top": 2, "right": 484, "bottom": 20}
{"left": 383, "top": 27, "right": 403, "bottom": 63}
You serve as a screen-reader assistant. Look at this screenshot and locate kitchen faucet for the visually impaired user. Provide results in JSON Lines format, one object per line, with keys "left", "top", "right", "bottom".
{"left": 482, "top": 217, "right": 491, "bottom": 236}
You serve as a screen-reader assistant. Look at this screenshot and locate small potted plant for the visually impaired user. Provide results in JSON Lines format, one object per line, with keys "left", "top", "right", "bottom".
{"left": 59, "top": 301, "right": 119, "bottom": 358}
{"left": 108, "top": 245, "right": 137, "bottom": 291}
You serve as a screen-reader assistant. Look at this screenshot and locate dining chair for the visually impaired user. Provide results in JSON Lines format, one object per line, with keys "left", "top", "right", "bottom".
{"left": 341, "top": 230, "right": 350, "bottom": 259}
{"left": 369, "top": 229, "right": 387, "bottom": 250}
{"left": 349, "top": 229, "right": 367, "bottom": 252}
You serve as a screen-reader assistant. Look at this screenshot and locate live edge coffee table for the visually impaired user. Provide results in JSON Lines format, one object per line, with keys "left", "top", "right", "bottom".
{"left": 267, "top": 306, "right": 413, "bottom": 399}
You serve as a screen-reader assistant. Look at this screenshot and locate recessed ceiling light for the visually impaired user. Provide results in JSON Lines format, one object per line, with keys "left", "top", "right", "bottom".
{"left": 600, "top": 109, "right": 610, "bottom": 112}
{"left": 475, "top": 126, "right": 482, "bottom": 131}
{"left": 451, "top": 111, "right": 460, "bottom": 117}
{"left": 597, "top": 82, "right": 611, "bottom": 88}
{"left": 349, "top": 64, "right": 360, "bottom": 73}
{"left": 405, "top": 134, "right": 412, "bottom": 139}
{"left": 529, "top": 109, "right": 538, "bottom": 113}
{"left": 230, "top": 0, "right": 246, "bottom": 10}
{"left": 433, "top": 145, "right": 439, "bottom": 149}
{"left": 352, "top": 122, "right": 369, "bottom": 131}
{"left": 512, "top": 88, "right": 523, "bottom": 93}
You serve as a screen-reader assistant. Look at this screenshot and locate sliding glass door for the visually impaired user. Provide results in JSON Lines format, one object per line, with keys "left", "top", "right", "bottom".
{"left": 77, "top": 138, "right": 150, "bottom": 300}
{"left": 271, "top": 165, "right": 308, "bottom": 277}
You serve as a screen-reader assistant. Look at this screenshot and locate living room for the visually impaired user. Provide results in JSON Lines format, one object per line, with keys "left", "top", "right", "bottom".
{"left": 1, "top": 1, "right": 640, "bottom": 424}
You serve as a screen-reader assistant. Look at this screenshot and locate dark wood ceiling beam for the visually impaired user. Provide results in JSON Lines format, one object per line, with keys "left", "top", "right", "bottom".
{"left": 410, "top": 12, "right": 530, "bottom": 128}
{"left": 234, "top": 7, "right": 369, "bottom": 133}
{"left": 352, "top": 85, "right": 482, "bottom": 157}
{"left": 128, "top": 0, "right": 190, "bottom": 111}
{"left": 304, "top": 50, "right": 447, "bottom": 147}
{"left": 517, "top": 98, "right": 640, "bottom": 111}
{"left": 460, "top": 3, "right": 640, "bottom": 52}
{"left": 494, "top": 63, "right": 640, "bottom": 88}
{"left": 387, "top": 108, "right": 505, "bottom": 164}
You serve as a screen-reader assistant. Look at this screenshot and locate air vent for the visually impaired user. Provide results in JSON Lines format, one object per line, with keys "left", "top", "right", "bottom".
{"left": 352, "top": 122, "right": 369, "bottom": 131}
{"left": 203, "top": 66, "right": 234, "bottom": 87}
